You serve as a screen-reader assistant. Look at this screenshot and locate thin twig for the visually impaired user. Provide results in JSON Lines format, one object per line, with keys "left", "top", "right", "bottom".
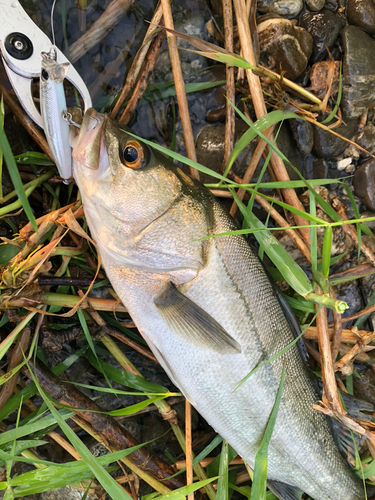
{"left": 111, "top": 2, "right": 164, "bottom": 118}
{"left": 69, "top": 0, "right": 134, "bottom": 63}
{"left": 185, "top": 400, "right": 194, "bottom": 500}
{"left": 160, "top": 0, "right": 199, "bottom": 180}
{"left": 232, "top": 0, "right": 310, "bottom": 242}
{"left": 119, "top": 29, "right": 165, "bottom": 125}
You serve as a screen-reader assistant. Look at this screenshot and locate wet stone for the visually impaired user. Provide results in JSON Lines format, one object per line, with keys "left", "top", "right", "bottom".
{"left": 299, "top": 10, "right": 346, "bottom": 62}
{"left": 309, "top": 60, "right": 340, "bottom": 98}
{"left": 312, "top": 117, "right": 357, "bottom": 158}
{"left": 341, "top": 26, "right": 375, "bottom": 119}
{"left": 257, "top": 0, "right": 303, "bottom": 16}
{"left": 353, "top": 123, "right": 375, "bottom": 158}
{"left": 353, "top": 158, "right": 375, "bottom": 210}
{"left": 347, "top": 0, "right": 375, "bottom": 36}
{"left": 258, "top": 19, "right": 312, "bottom": 80}
{"left": 289, "top": 118, "right": 314, "bottom": 156}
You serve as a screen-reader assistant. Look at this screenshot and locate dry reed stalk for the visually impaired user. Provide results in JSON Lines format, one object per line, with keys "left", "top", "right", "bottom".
{"left": 303, "top": 326, "right": 372, "bottom": 343}
{"left": 221, "top": 0, "right": 235, "bottom": 173}
{"left": 111, "top": 2, "right": 164, "bottom": 118}
{"left": 160, "top": 0, "right": 199, "bottom": 180}
{"left": 315, "top": 286, "right": 344, "bottom": 414}
{"left": 69, "top": 0, "right": 134, "bottom": 63}
{"left": 232, "top": 0, "right": 310, "bottom": 242}
{"left": 119, "top": 29, "right": 165, "bottom": 125}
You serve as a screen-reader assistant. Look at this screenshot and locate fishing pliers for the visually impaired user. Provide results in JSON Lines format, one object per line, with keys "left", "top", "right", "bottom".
{"left": 0, "top": 0, "right": 91, "bottom": 128}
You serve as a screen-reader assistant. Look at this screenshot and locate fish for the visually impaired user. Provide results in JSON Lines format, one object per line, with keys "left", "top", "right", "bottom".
{"left": 71, "top": 108, "right": 367, "bottom": 500}
{"left": 40, "top": 47, "right": 72, "bottom": 182}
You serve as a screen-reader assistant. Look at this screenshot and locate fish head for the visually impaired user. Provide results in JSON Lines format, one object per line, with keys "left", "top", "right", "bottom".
{"left": 71, "top": 109, "right": 199, "bottom": 265}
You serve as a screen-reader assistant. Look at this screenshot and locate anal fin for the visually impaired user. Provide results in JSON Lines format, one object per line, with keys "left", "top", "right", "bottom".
{"left": 268, "top": 480, "right": 304, "bottom": 500}
{"left": 154, "top": 282, "right": 241, "bottom": 354}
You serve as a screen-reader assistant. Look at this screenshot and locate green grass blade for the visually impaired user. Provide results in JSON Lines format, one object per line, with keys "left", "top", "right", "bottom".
{"left": 87, "top": 350, "right": 168, "bottom": 393}
{"left": 125, "top": 131, "right": 237, "bottom": 185}
{"left": 250, "top": 365, "right": 286, "bottom": 500}
{"left": 322, "top": 226, "right": 332, "bottom": 278}
{"left": 0, "top": 409, "right": 74, "bottom": 446}
{"left": 153, "top": 477, "right": 219, "bottom": 499}
{"left": 216, "top": 441, "right": 229, "bottom": 500}
{"left": 27, "top": 365, "right": 133, "bottom": 500}
{"left": 0, "top": 127, "right": 37, "bottom": 232}
{"left": 224, "top": 109, "right": 299, "bottom": 179}
{"left": 232, "top": 192, "right": 312, "bottom": 297}
{"left": 310, "top": 191, "right": 318, "bottom": 272}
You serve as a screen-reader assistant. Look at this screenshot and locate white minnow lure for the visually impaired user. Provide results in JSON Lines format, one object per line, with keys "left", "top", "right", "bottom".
{"left": 40, "top": 47, "right": 72, "bottom": 183}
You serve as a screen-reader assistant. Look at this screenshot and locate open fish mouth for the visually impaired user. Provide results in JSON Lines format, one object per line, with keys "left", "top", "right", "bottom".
{"left": 72, "top": 108, "right": 107, "bottom": 170}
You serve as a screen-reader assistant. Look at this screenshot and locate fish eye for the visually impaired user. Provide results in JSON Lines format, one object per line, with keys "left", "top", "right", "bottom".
{"left": 41, "top": 69, "right": 49, "bottom": 81}
{"left": 121, "top": 140, "right": 145, "bottom": 169}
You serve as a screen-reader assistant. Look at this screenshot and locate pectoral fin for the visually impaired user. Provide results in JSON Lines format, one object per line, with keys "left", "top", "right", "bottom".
{"left": 154, "top": 282, "right": 241, "bottom": 354}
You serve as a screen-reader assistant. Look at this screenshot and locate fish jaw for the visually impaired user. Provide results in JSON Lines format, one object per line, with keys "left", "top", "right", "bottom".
{"left": 72, "top": 108, "right": 109, "bottom": 174}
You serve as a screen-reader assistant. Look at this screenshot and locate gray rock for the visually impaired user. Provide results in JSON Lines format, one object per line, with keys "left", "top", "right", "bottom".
{"left": 258, "top": 18, "right": 312, "bottom": 80}
{"left": 312, "top": 117, "right": 357, "bottom": 158}
{"left": 353, "top": 158, "right": 375, "bottom": 210}
{"left": 289, "top": 118, "right": 314, "bottom": 156}
{"left": 257, "top": 0, "right": 303, "bottom": 16}
{"left": 305, "top": 0, "right": 325, "bottom": 11}
{"left": 353, "top": 123, "right": 375, "bottom": 157}
{"left": 299, "top": 9, "right": 346, "bottom": 62}
{"left": 347, "top": 0, "right": 375, "bottom": 36}
{"left": 341, "top": 26, "right": 375, "bottom": 119}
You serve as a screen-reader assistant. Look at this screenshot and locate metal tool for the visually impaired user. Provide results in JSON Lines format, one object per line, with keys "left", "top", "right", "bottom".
{"left": 0, "top": 0, "right": 92, "bottom": 128}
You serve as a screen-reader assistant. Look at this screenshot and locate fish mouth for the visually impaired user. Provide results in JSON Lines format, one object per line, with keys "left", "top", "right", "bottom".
{"left": 72, "top": 108, "right": 107, "bottom": 171}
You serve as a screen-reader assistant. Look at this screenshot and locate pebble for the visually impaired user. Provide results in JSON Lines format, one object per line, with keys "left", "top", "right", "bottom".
{"left": 257, "top": 0, "right": 303, "bottom": 17}
{"left": 353, "top": 158, "right": 375, "bottom": 210}
{"left": 299, "top": 10, "right": 346, "bottom": 62}
{"left": 347, "top": 0, "right": 375, "bottom": 36}
{"left": 258, "top": 18, "right": 312, "bottom": 80}
{"left": 312, "top": 117, "right": 357, "bottom": 158}
{"left": 341, "top": 26, "right": 375, "bottom": 119}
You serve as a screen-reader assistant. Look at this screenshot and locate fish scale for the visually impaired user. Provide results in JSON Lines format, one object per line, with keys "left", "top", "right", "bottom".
{"left": 72, "top": 108, "right": 366, "bottom": 500}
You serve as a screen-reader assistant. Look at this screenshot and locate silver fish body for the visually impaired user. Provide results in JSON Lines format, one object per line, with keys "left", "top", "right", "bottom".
{"left": 40, "top": 50, "right": 72, "bottom": 182}
{"left": 72, "top": 109, "right": 365, "bottom": 500}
